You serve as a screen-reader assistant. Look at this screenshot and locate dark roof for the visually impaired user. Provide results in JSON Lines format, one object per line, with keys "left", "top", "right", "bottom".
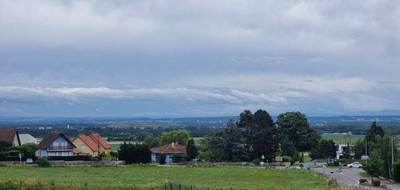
{"left": 0, "top": 128, "right": 20, "bottom": 145}
{"left": 38, "top": 132, "right": 76, "bottom": 149}
{"left": 150, "top": 143, "right": 186, "bottom": 154}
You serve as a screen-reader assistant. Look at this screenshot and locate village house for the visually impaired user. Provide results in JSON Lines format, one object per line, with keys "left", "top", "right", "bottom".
{"left": 150, "top": 142, "right": 187, "bottom": 164}
{"left": 35, "top": 132, "right": 77, "bottom": 158}
{"left": 19, "top": 133, "right": 38, "bottom": 145}
{"left": 336, "top": 144, "right": 355, "bottom": 159}
{"left": 0, "top": 128, "right": 21, "bottom": 146}
{"left": 73, "top": 133, "right": 111, "bottom": 156}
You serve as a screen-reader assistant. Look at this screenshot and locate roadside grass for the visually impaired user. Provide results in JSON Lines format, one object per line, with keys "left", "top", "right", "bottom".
{"left": 0, "top": 165, "right": 338, "bottom": 190}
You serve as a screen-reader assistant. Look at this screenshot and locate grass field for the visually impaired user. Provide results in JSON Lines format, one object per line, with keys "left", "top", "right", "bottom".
{"left": 321, "top": 134, "right": 365, "bottom": 144}
{"left": 0, "top": 166, "right": 336, "bottom": 190}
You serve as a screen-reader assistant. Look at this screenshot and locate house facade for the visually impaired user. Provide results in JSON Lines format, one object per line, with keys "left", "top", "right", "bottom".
{"left": 336, "top": 144, "right": 355, "bottom": 159}
{"left": 0, "top": 128, "right": 21, "bottom": 146}
{"left": 73, "top": 133, "right": 110, "bottom": 156}
{"left": 150, "top": 143, "right": 187, "bottom": 164}
{"left": 35, "top": 132, "right": 76, "bottom": 158}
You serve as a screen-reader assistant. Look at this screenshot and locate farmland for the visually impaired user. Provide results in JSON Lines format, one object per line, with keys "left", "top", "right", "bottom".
{"left": 0, "top": 166, "right": 336, "bottom": 190}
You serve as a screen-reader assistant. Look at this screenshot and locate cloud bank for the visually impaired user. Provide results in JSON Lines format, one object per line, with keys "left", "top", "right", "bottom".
{"left": 0, "top": 0, "right": 399, "bottom": 117}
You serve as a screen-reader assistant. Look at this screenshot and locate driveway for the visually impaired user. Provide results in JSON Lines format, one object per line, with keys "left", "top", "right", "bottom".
{"left": 313, "top": 167, "right": 364, "bottom": 187}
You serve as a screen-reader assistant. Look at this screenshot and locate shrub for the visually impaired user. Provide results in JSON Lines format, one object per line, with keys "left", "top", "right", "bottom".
{"left": 372, "top": 179, "right": 381, "bottom": 187}
{"left": 159, "top": 155, "right": 166, "bottom": 165}
{"left": 36, "top": 158, "right": 51, "bottom": 167}
{"left": 251, "top": 158, "right": 261, "bottom": 166}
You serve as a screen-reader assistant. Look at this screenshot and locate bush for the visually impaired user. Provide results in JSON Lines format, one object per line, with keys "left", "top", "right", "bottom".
{"left": 252, "top": 158, "right": 261, "bottom": 166}
{"left": 36, "top": 158, "right": 51, "bottom": 167}
{"left": 282, "top": 156, "right": 292, "bottom": 163}
{"left": 172, "top": 154, "right": 185, "bottom": 163}
{"left": 372, "top": 179, "right": 381, "bottom": 187}
{"left": 159, "top": 155, "right": 166, "bottom": 165}
{"left": 393, "top": 162, "right": 400, "bottom": 182}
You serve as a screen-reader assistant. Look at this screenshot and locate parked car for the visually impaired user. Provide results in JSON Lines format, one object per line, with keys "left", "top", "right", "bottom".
{"left": 347, "top": 162, "right": 362, "bottom": 168}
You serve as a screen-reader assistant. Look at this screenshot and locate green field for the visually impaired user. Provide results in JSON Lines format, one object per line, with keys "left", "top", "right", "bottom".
{"left": 0, "top": 166, "right": 334, "bottom": 190}
{"left": 321, "top": 134, "right": 365, "bottom": 144}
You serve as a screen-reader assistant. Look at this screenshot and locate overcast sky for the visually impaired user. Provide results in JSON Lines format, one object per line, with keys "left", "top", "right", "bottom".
{"left": 0, "top": 0, "right": 399, "bottom": 117}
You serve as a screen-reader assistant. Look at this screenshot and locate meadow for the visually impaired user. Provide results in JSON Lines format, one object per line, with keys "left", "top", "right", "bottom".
{"left": 321, "top": 134, "right": 365, "bottom": 144}
{"left": 0, "top": 165, "right": 337, "bottom": 190}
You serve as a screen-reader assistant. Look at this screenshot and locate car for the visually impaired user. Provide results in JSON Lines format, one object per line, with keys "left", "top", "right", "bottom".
{"left": 347, "top": 162, "right": 362, "bottom": 168}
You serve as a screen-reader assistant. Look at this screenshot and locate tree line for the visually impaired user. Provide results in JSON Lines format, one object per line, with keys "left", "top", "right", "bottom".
{"left": 206, "top": 110, "right": 336, "bottom": 163}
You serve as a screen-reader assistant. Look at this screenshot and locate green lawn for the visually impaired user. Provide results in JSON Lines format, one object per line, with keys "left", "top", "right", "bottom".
{"left": 0, "top": 166, "right": 333, "bottom": 190}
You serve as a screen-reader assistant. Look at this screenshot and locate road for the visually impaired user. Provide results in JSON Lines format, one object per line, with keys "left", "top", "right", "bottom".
{"left": 313, "top": 167, "right": 364, "bottom": 187}
{"left": 313, "top": 167, "right": 400, "bottom": 190}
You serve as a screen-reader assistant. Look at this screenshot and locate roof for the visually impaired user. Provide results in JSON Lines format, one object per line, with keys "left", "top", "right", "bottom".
{"left": 19, "top": 134, "right": 37, "bottom": 145}
{"left": 38, "top": 132, "right": 76, "bottom": 149}
{"left": 0, "top": 128, "right": 20, "bottom": 145}
{"left": 89, "top": 133, "right": 110, "bottom": 150}
{"left": 76, "top": 134, "right": 99, "bottom": 152}
{"left": 150, "top": 143, "right": 186, "bottom": 154}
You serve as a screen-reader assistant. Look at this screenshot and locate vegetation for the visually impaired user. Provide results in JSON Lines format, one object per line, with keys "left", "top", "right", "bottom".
{"left": 310, "top": 139, "right": 337, "bottom": 160}
{"left": 186, "top": 139, "right": 199, "bottom": 161}
{"left": 36, "top": 158, "right": 51, "bottom": 167}
{"left": 118, "top": 143, "right": 151, "bottom": 164}
{"left": 160, "top": 129, "right": 191, "bottom": 146}
{"left": 277, "top": 112, "right": 320, "bottom": 161}
{"left": 361, "top": 122, "right": 398, "bottom": 180}
{"left": 0, "top": 166, "right": 335, "bottom": 190}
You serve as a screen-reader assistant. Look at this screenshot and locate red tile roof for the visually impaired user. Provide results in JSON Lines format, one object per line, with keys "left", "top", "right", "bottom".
{"left": 89, "top": 133, "right": 110, "bottom": 150}
{"left": 0, "top": 128, "right": 20, "bottom": 145}
{"left": 76, "top": 134, "right": 99, "bottom": 152}
{"left": 150, "top": 143, "right": 186, "bottom": 154}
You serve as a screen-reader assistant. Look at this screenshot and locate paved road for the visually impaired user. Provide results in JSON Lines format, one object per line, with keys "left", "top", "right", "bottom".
{"left": 312, "top": 167, "right": 364, "bottom": 187}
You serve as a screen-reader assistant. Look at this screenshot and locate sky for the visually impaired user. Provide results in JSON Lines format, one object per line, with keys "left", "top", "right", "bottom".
{"left": 0, "top": 0, "right": 400, "bottom": 117}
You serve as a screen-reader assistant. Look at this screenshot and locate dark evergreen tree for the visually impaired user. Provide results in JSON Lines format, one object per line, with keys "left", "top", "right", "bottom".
{"left": 186, "top": 138, "right": 199, "bottom": 161}
{"left": 250, "top": 109, "right": 277, "bottom": 162}
{"left": 366, "top": 121, "right": 385, "bottom": 143}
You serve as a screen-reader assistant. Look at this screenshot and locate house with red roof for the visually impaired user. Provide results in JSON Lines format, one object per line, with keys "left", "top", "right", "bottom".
{"left": 73, "top": 133, "right": 110, "bottom": 157}
{"left": 35, "top": 132, "right": 77, "bottom": 158}
{"left": 150, "top": 142, "right": 187, "bottom": 164}
{"left": 0, "top": 128, "right": 21, "bottom": 146}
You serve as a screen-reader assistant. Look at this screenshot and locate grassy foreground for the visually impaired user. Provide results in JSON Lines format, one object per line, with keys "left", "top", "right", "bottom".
{"left": 0, "top": 165, "right": 339, "bottom": 190}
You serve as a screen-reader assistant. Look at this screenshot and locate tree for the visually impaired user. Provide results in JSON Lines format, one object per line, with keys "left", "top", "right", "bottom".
{"left": 354, "top": 140, "right": 366, "bottom": 159}
{"left": 208, "top": 120, "right": 248, "bottom": 161}
{"left": 366, "top": 121, "right": 384, "bottom": 143}
{"left": 310, "top": 139, "right": 336, "bottom": 160}
{"left": 16, "top": 143, "right": 37, "bottom": 159}
{"left": 186, "top": 138, "right": 199, "bottom": 161}
{"left": 160, "top": 129, "right": 191, "bottom": 146}
{"left": 118, "top": 143, "right": 151, "bottom": 164}
{"left": 364, "top": 150, "right": 384, "bottom": 180}
{"left": 251, "top": 110, "right": 278, "bottom": 162}
{"left": 374, "top": 133, "right": 397, "bottom": 178}
{"left": 280, "top": 137, "right": 299, "bottom": 161}
{"left": 143, "top": 137, "right": 159, "bottom": 148}
{"left": 277, "top": 112, "right": 320, "bottom": 161}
